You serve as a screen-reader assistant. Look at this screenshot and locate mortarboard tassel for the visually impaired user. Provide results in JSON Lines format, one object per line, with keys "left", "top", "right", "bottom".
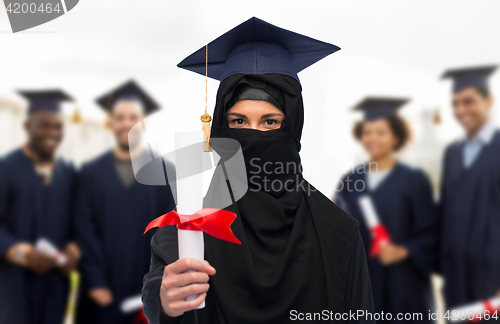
{"left": 202, "top": 44, "right": 212, "bottom": 152}
{"left": 71, "top": 107, "right": 82, "bottom": 124}
{"left": 105, "top": 94, "right": 113, "bottom": 129}
{"left": 105, "top": 111, "right": 112, "bottom": 129}
{"left": 201, "top": 111, "right": 212, "bottom": 152}
{"left": 433, "top": 107, "right": 441, "bottom": 125}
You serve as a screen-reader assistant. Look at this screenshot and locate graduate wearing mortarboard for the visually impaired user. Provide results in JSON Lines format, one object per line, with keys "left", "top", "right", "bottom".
{"left": 335, "top": 98, "right": 438, "bottom": 322}
{"left": 74, "top": 81, "right": 176, "bottom": 324}
{"left": 439, "top": 66, "right": 500, "bottom": 308}
{"left": 142, "top": 17, "right": 374, "bottom": 324}
{"left": 0, "top": 91, "right": 80, "bottom": 324}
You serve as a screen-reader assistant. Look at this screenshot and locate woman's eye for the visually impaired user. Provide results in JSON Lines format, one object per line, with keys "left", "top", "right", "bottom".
{"left": 264, "top": 119, "right": 277, "bottom": 126}
{"left": 232, "top": 119, "right": 245, "bottom": 125}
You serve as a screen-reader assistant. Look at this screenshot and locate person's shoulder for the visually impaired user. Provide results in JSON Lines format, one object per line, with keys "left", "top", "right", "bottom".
{"left": 445, "top": 139, "right": 463, "bottom": 155}
{"left": 339, "top": 163, "right": 366, "bottom": 182}
{"left": 397, "top": 162, "right": 427, "bottom": 178}
{"left": 57, "top": 156, "right": 76, "bottom": 171}
{"left": 80, "top": 150, "right": 112, "bottom": 174}
{"left": 308, "top": 186, "right": 359, "bottom": 243}
{"left": 2, "top": 148, "right": 24, "bottom": 166}
{"left": 492, "top": 129, "right": 500, "bottom": 145}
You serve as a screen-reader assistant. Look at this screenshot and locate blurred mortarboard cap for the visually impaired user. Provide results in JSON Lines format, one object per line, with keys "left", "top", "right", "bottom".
{"left": 353, "top": 97, "right": 408, "bottom": 121}
{"left": 18, "top": 89, "right": 73, "bottom": 113}
{"left": 95, "top": 80, "right": 159, "bottom": 114}
{"left": 177, "top": 17, "right": 340, "bottom": 85}
{"left": 442, "top": 65, "right": 497, "bottom": 94}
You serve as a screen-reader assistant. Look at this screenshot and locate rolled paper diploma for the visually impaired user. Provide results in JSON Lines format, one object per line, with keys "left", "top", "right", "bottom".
{"left": 358, "top": 196, "right": 392, "bottom": 258}
{"left": 175, "top": 131, "right": 205, "bottom": 309}
{"left": 449, "top": 297, "right": 500, "bottom": 322}
{"left": 36, "top": 238, "right": 67, "bottom": 266}
{"left": 121, "top": 295, "right": 142, "bottom": 313}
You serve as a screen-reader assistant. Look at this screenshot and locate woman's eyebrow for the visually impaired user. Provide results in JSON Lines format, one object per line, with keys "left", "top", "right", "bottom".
{"left": 260, "top": 113, "right": 284, "bottom": 119}
{"left": 227, "top": 112, "right": 248, "bottom": 119}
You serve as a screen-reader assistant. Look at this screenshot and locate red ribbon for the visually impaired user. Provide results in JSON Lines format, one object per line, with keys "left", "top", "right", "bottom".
{"left": 134, "top": 309, "right": 148, "bottom": 324}
{"left": 369, "top": 224, "right": 392, "bottom": 258}
{"left": 144, "top": 208, "right": 241, "bottom": 245}
{"left": 470, "top": 300, "right": 497, "bottom": 322}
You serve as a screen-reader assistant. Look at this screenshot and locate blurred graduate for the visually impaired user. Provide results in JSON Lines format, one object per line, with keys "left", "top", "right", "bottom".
{"left": 75, "top": 81, "right": 176, "bottom": 324}
{"left": 439, "top": 66, "right": 500, "bottom": 308}
{"left": 335, "top": 98, "right": 438, "bottom": 322}
{"left": 142, "top": 17, "right": 374, "bottom": 324}
{"left": 0, "top": 91, "right": 80, "bottom": 324}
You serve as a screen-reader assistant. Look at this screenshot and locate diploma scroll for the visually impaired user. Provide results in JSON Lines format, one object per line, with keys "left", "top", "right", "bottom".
{"left": 358, "top": 196, "right": 392, "bottom": 258}
{"left": 175, "top": 131, "right": 205, "bottom": 308}
{"left": 120, "top": 295, "right": 148, "bottom": 323}
{"left": 143, "top": 132, "right": 242, "bottom": 311}
{"left": 121, "top": 295, "right": 142, "bottom": 313}
{"left": 449, "top": 297, "right": 500, "bottom": 322}
{"left": 36, "top": 238, "right": 67, "bottom": 266}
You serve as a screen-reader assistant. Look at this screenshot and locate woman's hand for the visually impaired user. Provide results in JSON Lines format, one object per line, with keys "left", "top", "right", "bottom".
{"left": 378, "top": 244, "right": 409, "bottom": 265}
{"left": 58, "top": 243, "right": 81, "bottom": 276}
{"left": 160, "top": 258, "right": 216, "bottom": 318}
{"left": 89, "top": 288, "right": 113, "bottom": 307}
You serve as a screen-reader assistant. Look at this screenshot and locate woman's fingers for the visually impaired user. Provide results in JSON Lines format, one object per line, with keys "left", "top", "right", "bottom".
{"left": 204, "top": 260, "right": 216, "bottom": 275}
{"left": 166, "top": 283, "right": 210, "bottom": 301}
{"left": 168, "top": 292, "right": 207, "bottom": 314}
{"left": 173, "top": 271, "right": 210, "bottom": 287}
{"left": 166, "top": 258, "right": 206, "bottom": 275}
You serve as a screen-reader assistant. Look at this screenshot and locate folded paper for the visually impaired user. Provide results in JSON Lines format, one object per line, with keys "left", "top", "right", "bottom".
{"left": 358, "top": 196, "right": 392, "bottom": 258}
{"left": 449, "top": 297, "right": 500, "bottom": 322}
{"left": 36, "top": 238, "right": 67, "bottom": 266}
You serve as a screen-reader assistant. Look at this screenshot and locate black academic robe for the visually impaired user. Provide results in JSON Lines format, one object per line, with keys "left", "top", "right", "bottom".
{"left": 0, "top": 148, "right": 76, "bottom": 324}
{"left": 337, "top": 162, "right": 437, "bottom": 322}
{"left": 142, "top": 188, "right": 374, "bottom": 324}
{"left": 75, "top": 151, "right": 175, "bottom": 324}
{"left": 440, "top": 130, "right": 500, "bottom": 308}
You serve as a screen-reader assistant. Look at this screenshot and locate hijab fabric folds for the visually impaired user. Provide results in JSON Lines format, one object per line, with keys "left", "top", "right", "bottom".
{"left": 142, "top": 74, "right": 374, "bottom": 324}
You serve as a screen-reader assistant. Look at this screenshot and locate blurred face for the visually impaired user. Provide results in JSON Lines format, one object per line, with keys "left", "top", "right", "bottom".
{"left": 359, "top": 119, "right": 399, "bottom": 160}
{"left": 226, "top": 100, "right": 284, "bottom": 131}
{"left": 452, "top": 87, "right": 493, "bottom": 136}
{"left": 111, "top": 100, "right": 145, "bottom": 150}
{"left": 25, "top": 110, "right": 64, "bottom": 161}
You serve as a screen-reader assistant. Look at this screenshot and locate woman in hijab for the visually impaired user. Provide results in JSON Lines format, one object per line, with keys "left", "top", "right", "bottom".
{"left": 335, "top": 98, "right": 438, "bottom": 323}
{"left": 142, "top": 18, "right": 374, "bottom": 324}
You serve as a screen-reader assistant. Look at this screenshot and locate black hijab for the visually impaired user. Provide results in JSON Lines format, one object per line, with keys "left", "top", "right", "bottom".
{"left": 142, "top": 74, "right": 375, "bottom": 324}
{"left": 201, "top": 74, "right": 328, "bottom": 323}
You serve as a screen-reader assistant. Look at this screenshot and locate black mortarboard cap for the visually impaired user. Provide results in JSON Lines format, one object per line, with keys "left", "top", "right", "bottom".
{"left": 95, "top": 80, "right": 159, "bottom": 114}
{"left": 177, "top": 17, "right": 340, "bottom": 85}
{"left": 353, "top": 97, "right": 408, "bottom": 121}
{"left": 18, "top": 90, "right": 73, "bottom": 113}
{"left": 442, "top": 65, "right": 497, "bottom": 94}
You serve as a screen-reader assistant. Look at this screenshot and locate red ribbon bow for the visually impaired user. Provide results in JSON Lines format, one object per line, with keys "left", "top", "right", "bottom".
{"left": 144, "top": 208, "right": 241, "bottom": 245}
{"left": 369, "top": 224, "right": 392, "bottom": 258}
{"left": 470, "top": 300, "right": 497, "bottom": 322}
{"left": 134, "top": 310, "right": 148, "bottom": 324}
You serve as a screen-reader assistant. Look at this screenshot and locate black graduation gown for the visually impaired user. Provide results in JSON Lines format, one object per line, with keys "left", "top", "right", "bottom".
{"left": 0, "top": 148, "right": 76, "bottom": 324}
{"left": 440, "top": 130, "right": 500, "bottom": 308}
{"left": 337, "top": 162, "right": 437, "bottom": 322}
{"left": 75, "top": 150, "right": 175, "bottom": 324}
{"left": 142, "top": 188, "right": 374, "bottom": 324}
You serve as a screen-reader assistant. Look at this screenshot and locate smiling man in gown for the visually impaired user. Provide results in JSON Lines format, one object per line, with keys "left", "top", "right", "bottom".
{"left": 75, "top": 80, "right": 176, "bottom": 324}
{"left": 439, "top": 66, "right": 500, "bottom": 309}
{"left": 0, "top": 90, "right": 80, "bottom": 324}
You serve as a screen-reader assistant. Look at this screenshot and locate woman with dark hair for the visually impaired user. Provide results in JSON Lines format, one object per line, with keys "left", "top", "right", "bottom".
{"left": 335, "top": 98, "right": 438, "bottom": 323}
{"left": 141, "top": 18, "right": 374, "bottom": 324}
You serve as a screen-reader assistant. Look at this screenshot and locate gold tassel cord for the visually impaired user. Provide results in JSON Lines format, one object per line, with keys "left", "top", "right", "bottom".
{"left": 202, "top": 43, "right": 212, "bottom": 152}
{"left": 433, "top": 107, "right": 442, "bottom": 125}
{"left": 71, "top": 107, "right": 82, "bottom": 124}
{"left": 105, "top": 111, "right": 112, "bottom": 129}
